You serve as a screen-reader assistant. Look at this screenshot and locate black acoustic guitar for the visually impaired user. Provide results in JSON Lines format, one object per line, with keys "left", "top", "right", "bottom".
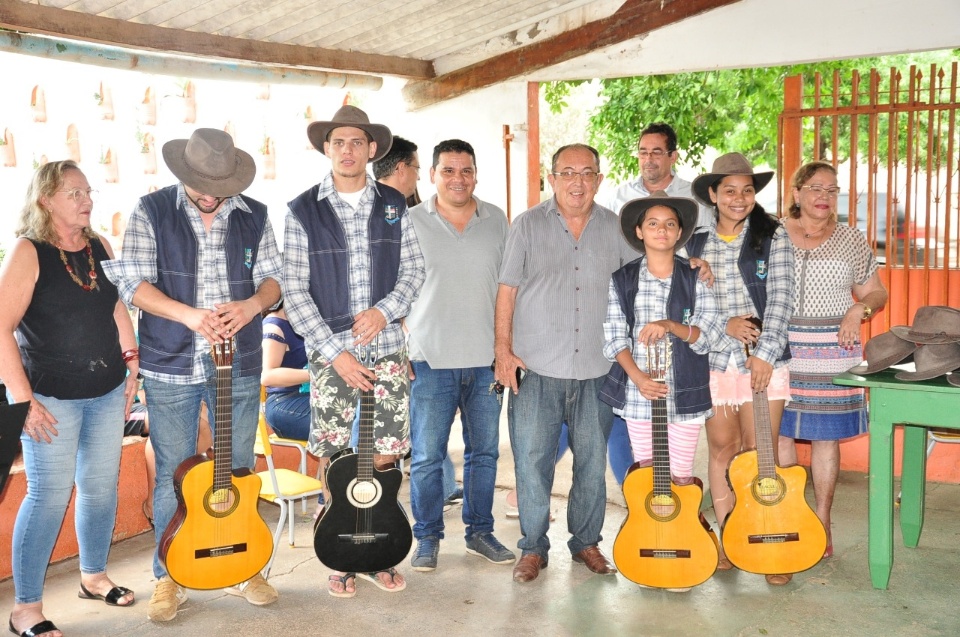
{"left": 313, "top": 341, "right": 413, "bottom": 573}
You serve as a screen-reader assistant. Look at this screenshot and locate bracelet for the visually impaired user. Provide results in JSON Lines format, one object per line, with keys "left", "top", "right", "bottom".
{"left": 683, "top": 324, "right": 694, "bottom": 343}
{"left": 122, "top": 348, "right": 139, "bottom": 363}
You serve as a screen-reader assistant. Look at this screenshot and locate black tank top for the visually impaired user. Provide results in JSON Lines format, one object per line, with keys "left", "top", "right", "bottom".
{"left": 17, "top": 238, "right": 125, "bottom": 399}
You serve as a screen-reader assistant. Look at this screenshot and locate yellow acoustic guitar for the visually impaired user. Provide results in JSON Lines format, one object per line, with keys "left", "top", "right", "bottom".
{"left": 160, "top": 339, "right": 273, "bottom": 589}
{"left": 613, "top": 339, "right": 719, "bottom": 589}
{"left": 721, "top": 318, "right": 827, "bottom": 575}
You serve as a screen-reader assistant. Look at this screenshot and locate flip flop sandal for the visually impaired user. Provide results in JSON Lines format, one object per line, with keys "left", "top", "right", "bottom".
{"left": 357, "top": 568, "right": 406, "bottom": 592}
{"left": 327, "top": 573, "right": 356, "bottom": 598}
{"left": 9, "top": 616, "right": 60, "bottom": 637}
{"left": 78, "top": 582, "right": 136, "bottom": 607}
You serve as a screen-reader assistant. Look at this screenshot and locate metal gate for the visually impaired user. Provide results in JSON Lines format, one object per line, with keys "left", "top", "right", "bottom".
{"left": 778, "top": 63, "right": 960, "bottom": 332}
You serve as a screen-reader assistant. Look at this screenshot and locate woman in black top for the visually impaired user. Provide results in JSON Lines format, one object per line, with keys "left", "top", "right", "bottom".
{"left": 0, "top": 161, "right": 140, "bottom": 637}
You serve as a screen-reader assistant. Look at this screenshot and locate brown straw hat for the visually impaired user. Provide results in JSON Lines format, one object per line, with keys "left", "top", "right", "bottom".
{"left": 619, "top": 191, "right": 699, "bottom": 255}
{"left": 890, "top": 305, "right": 960, "bottom": 345}
{"left": 894, "top": 342, "right": 960, "bottom": 382}
{"left": 847, "top": 331, "right": 917, "bottom": 375}
{"left": 691, "top": 152, "right": 774, "bottom": 206}
{"left": 307, "top": 105, "right": 393, "bottom": 161}
{"left": 162, "top": 128, "right": 256, "bottom": 197}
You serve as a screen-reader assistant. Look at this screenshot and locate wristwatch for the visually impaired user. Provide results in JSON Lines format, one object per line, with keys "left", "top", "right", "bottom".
{"left": 860, "top": 303, "right": 873, "bottom": 321}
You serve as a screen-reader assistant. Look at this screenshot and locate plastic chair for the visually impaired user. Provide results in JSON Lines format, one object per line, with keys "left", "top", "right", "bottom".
{"left": 254, "top": 402, "right": 324, "bottom": 578}
{"left": 896, "top": 428, "right": 960, "bottom": 505}
{"left": 260, "top": 386, "right": 317, "bottom": 511}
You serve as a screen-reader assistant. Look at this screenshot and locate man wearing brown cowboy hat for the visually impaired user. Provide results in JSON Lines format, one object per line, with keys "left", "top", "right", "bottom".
{"left": 104, "top": 128, "right": 283, "bottom": 621}
{"left": 283, "top": 105, "right": 425, "bottom": 597}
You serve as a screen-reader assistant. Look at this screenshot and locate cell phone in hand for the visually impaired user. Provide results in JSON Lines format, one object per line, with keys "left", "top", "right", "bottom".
{"left": 490, "top": 361, "right": 526, "bottom": 393}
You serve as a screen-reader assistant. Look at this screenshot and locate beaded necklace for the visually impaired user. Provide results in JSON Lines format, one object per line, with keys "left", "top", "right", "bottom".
{"left": 57, "top": 241, "right": 99, "bottom": 291}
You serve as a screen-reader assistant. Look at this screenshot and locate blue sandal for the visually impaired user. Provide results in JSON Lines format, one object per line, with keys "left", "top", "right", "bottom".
{"left": 327, "top": 573, "right": 356, "bottom": 598}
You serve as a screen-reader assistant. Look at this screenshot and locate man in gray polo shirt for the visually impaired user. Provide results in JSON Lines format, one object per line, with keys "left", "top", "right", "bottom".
{"left": 405, "top": 139, "right": 515, "bottom": 572}
{"left": 495, "top": 143, "right": 638, "bottom": 583}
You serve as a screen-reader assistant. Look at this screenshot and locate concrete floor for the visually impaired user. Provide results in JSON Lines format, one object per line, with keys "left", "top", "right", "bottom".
{"left": 3, "top": 409, "right": 960, "bottom": 637}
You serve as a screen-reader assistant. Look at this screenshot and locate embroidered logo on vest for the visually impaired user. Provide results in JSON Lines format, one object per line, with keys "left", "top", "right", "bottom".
{"left": 682, "top": 308, "right": 692, "bottom": 325}
{"left": 244, "top": 248, "right": 253, "bottom": 269}
{"left": 385, "top": 204, "right": 400, "bottom": 225}
{"left": 756, "top": 259, "right": 768, "bottom": 279}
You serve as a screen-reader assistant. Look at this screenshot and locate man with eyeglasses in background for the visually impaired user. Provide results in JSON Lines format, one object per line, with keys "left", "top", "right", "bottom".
{"left": 605, "top": 122, "right": 713, "bottom": 228}
{"left": 494, "top": 143, "right": 638, "bottom": 583}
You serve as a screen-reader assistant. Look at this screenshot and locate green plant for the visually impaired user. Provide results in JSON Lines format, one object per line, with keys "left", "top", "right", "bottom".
{"left": 135, "top": 129, "right": 150, "bottom": 153}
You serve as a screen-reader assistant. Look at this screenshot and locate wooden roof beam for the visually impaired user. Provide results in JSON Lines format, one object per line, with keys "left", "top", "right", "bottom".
{"left": 0, "top": 1, "right": 434, "bottom": 80}
{"left": 403, "top": 0, "right": 743, "bottom": 109}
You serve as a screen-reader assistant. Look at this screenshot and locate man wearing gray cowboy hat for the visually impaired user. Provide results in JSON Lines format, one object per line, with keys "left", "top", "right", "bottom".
{"left": 104, "top": 128, "right": 283, "bottom": 620}
{"left": 283, "top": 105, "right": 425, "bottom": 597}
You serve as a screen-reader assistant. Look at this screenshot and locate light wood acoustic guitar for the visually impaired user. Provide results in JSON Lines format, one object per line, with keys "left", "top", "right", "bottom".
{"left": 160, "top": 338, "right": 273, "bottom": 589}
{"left": 613, "top": 339, "right": 720, "bottom": 589}
{"left": 313, "top": 340, "right": 413, "bottom": 573}
{"left": 721, "top": 317, "right": 827, "bottom": 574}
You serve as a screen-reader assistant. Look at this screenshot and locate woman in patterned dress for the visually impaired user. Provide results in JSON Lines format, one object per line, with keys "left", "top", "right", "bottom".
{"left": 778, "top": 161, "right": 888, "bottom": 558}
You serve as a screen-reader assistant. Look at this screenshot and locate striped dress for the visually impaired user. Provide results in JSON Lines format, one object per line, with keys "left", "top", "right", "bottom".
{"left": 781, "top": 224, "right": 877, "bottom": 440}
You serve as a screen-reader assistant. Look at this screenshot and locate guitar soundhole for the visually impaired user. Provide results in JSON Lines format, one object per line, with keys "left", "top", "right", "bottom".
{"left": 645, "top": 492, "right": 681, "bottom": 522}
{"left": 346, "top": 478, "right": 382, "bottom": 509}
{"left": 751, "top": 476, "right": 787, "bottom": 505}
{"left": 203, "top": 486, "right": 239, "bottom": 518}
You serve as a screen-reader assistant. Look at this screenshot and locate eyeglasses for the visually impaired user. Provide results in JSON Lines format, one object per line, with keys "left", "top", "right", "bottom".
{"left": 59, "top": 188, "right": 98, "bottom": 203}
{"left": 801, "top": 185, "right": 842, "bottom": 197}
{"left": 638, "top": 150, "right": 672, "bottom": 160}
{"left": 552, "top": 170, "right": 599, "bottom": 183}
{"left": 405, "top": 162, "right": 421, "bottom": 174}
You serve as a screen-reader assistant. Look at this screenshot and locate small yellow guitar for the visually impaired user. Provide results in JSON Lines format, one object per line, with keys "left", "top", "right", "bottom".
{"left": 721, "top": 318, "right": 827, "bottom": 574}
{"left": 160, "top": 339, "right": 273, "bottom": 589}
{"left": 613, "top": 339, "right": 719, "bottom": 589}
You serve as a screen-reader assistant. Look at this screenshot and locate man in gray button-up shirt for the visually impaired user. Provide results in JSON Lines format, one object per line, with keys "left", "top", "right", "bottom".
{"left": 494, "top": 143, "right": 637, "bottom": 583}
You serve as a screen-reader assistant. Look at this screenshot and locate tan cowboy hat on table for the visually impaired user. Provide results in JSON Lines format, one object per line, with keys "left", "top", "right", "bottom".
{"left": 848, "top": 331, "right": 917, "bottom": 375}
{"left": 162, "top": 128, "right": 256, "bottom": 198}
{"left": 895, "top": 341, "right": 960, "bottom": 382}
{"left": 890, "top": 305, "right": 960, "bottom": 345}
{"left": 307, "top": 105, "right": 393, "bottom": 161}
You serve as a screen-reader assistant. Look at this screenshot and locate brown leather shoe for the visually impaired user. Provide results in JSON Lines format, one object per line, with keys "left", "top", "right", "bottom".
{"left": 572, "top": 545, "right": 617, "bottom": 575}
{"left": 512, "top": 553, "right": 547, "bottom": 583}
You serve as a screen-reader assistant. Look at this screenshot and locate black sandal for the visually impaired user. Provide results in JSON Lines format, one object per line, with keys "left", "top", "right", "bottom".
{"left": 8, "top": 615, "right": 60, "bottom": 637}
{"left": 78, "top": 582, "right": 136, "bottom": 607}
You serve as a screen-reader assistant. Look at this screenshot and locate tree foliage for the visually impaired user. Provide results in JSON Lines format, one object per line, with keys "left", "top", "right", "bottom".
{"left": 544, "top": 51, "right": 959, "bottom": 182}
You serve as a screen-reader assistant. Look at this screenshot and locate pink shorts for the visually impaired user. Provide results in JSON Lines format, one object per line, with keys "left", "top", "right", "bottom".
{"left": 709, "top": 359, "right": 792, "bottom": 407}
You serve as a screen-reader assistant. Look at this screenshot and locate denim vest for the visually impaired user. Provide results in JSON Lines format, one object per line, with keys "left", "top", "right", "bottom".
{"left": 685, "top": 222, "right": 790, "bottom": 363}
{"left": 599, "top": 256, "right": 712, "bottom": 415}
{"left": 287, "top": 183, "right": 405, "bottom": 335}
{"left": 138, "top": 185, "right": 267, "bottom": 377}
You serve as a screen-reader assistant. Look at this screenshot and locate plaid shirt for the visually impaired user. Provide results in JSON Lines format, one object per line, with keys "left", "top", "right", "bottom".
{"left": 699, "top": 219, "right": 795, "bottom": 372}
{"left": 603, "top": 261, "right": 725, "bottom": 421}
{"left": 102, "top": 184, "right": 283, "bottom": 384}
{"left": 282, "top": 173, "right": 425, "bottom": 362}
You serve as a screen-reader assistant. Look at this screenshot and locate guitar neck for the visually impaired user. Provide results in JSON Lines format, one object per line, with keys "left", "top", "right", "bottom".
{"left": 212, "top": 357, "right": 233, "bottom": 492}
{"left": 752, "top": 388, "right": 777, "bottom": 480}
{"left": 651, "top": 389, "right": 671, "bottom": 496}
{"left": 357, "top": 384, "right": 375, "bottom": 480}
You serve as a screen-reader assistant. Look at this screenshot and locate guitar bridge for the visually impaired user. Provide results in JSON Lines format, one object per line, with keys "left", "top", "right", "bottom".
{"left": 195, "top": 543, "right": 248, "bottom": 558}
{"left": 639, "top": 549, "right": 692, "bottom": 559}
{"left": 338, "top": 533, "right": 390, "bottom": 544}
{"left": 747, "top": 533, "right": 800, "bottom": 544}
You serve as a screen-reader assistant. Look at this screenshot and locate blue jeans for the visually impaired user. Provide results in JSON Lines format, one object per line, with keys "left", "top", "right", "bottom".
{"left": 265, "top": 391, "right": 310, "bottom": 441}
{"left": 144, "top": 359, "right": 261, "bottom": 579}
{"left": 556, "top": 416, "right": 633, "bottom": 485}
{"left": 12, "top": 382, "right": 126, "bottom": 603}
{"left": 409, "top": 362, "right": 502, "bottom": 540}
{"left": 508, "top": 371, "right": 613, "bottom": 558}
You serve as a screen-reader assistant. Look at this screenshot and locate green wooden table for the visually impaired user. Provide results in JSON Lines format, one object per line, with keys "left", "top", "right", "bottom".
{"left": 834, "top": 369, "right": 960, "bottom": 590}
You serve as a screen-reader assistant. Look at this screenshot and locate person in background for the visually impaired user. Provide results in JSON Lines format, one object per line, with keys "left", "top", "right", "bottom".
{"left": 1, "top": 160, "right": 139, "bottom": 637}
{"left": 777, "top": 161, "right": 888, "bottom": 559}
{"left": 262, "top": 303, "right": 310, "bottom": 442}
{"left": 104, "top": 128, "right": 283, "bottom": 621}
{"left": 688, "top": 153, "right": 795, "bottom": 585}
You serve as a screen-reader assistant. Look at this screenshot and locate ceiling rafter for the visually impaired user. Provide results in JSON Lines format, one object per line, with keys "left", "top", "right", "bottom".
{"left": 402, "top": 0, "right": 743, "bottom": 109}
{"left": 0, "top": 1, "right": 434, "bottom": 79}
